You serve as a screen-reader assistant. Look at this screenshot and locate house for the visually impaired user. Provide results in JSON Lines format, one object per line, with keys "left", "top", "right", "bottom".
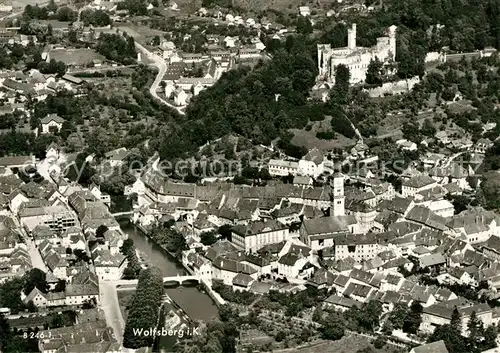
{"left": 23, "top": 287, "right": 47, "bottom": 307}
{"left": 65, "top": 283, "right": 99, "bottom": 306}
{"left": 402, "top": 175, "right": 437, "bottom": 197}
{"left": 396, "top": 139, "right": 418, "bottom": 151}
{"left": 277, "top": 251, "right": 311, "bottom": 279}
{"left": 93, "top": 250, "right": 127, "bottom": 280}
{"left": 174, "top": 88, "right": 188, "bottom": 106}
{"left": 268, "top": 159, "right": 299, "bottom": 176}
{"left": 298, "top": 6, "right": 311, "bottom": 16}
{"left": 104, "top": 148, "right": 129, "bottom": 168}
{"left": 186, "top": 252, "right": 212, "bottom": 279}
{"left": 419, "top": 253, "right": 446, "bottom": 269}
{"left": 19, "top": 205, "right": 78, "bottom": 233}
{"left": 482, "top": 235, "right": 500, "bottom": 261}
{"left": 223, "top": 36, "right": 236, "bottom": 48}
{"left": 0, "top": 1, "right": 13, "bottom": 12}
{"left": 475, "top": 138, "right": 494, "bottom": 154}
{"left": 231, "top": 220, "right": 289, "bottom": 252}
{"left": 211, "top": 256, "right": 258, "bottom": 285}
{"left": 40, "top": 114, "right": 65, "bottom": 134}
{"left": 334, "top": 233, "right": 381, "bottom": 262}
{"left": 323, "top": 294, "right": 361, "bottom": 312}
{"left": 232, "top": 273, "right": 254, "bottom": 291}
{"left": 8, "top": 189, "right": 29, "bottom": 214}
{"left": 410, "top": 340, "right": 449, "bottom": 353}
{"left": 421, "top": 301, "right": 493, "bottom": 335}
{"left": 38, "top": 320, "right": 117, "bottom": 353}
{"left": 298, "top": 148, "right": 324, "bottom": 177}
{"left": 0, "top": 155, "right": 35, "bottom": 169}
{"left": 300, "top": 216, "right": 355, "bottom": 250}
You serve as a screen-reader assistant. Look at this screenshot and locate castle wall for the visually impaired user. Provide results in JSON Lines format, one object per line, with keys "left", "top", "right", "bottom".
{"left": 363, "top": 76, "right": 420, "bottom": 98}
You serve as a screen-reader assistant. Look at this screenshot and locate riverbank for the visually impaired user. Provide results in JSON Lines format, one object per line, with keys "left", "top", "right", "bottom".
{"left": 120, "top": 218, "right": 225, "bottom": 308}
{"left": 133, "top": 221, "right": 184, "bottom": 264}
{"left": 119, "top": 220, "right": 219, "bottom": 323}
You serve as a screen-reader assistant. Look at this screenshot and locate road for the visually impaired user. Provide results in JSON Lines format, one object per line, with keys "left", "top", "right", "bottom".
{"left": 99, "top": 281, "right": 125, "bottom": 345}
{"left": 25, "top": 237, "right": 48, "bottom": 272}
{"left": 12, "top": 216, "right": 48, "bottom": 272}
{"left": 134, "top": 42, "right": 186, "bottom": 115}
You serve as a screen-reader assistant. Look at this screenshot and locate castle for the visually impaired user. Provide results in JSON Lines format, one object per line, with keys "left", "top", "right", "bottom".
{"left": 317, "top": 24, "right": 397, "bottom": 84}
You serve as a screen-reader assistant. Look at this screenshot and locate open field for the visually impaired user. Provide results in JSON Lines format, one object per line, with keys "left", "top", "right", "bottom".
{"left": 286, "top": 335, "right": 400, "bottom": 353}
{"left": 290, "top": 116, "right": 356, "bottom": 151}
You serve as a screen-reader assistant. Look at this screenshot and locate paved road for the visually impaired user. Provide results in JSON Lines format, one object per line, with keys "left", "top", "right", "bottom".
{"left": 25, "top": 237, "right": 48, "bottom": 272}
{"left": 134, "top": 42, "right": 186, "bottom": 115}
{"left": 13, "top": 217, "right": 48, "bottom": 272}
{"left": 99, "top": 281, "right": 125, "bottom": 345}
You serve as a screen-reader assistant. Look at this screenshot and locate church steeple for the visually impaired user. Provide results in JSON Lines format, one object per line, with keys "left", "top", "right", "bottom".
{"left": 331, "top": 172, "right": 345, "bottom": 217}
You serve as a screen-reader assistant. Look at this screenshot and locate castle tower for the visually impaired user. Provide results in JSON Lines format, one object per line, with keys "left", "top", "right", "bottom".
{"left": 331, "top": 172, "right": 345, "bottom": 217}
{"left": 347, "top": 23, "right": 357, "bottom": 50}
{"left": 388, "top": 25, "right": 397, "bottom": 60}
{"left": 317, "top": 44, "right": 331, "bottom": 78}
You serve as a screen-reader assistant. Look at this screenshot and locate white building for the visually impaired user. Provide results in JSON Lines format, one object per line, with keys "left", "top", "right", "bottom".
{"left": 402, "top": 175, "right": 437, "bottom": 198}
{"left": 268, "top": 159, "right": 299, "bottom": 176}
{"left": 298, "top": 148, "right": 325, "bottom": 177}
{"left": 40, "top": 114, "right": 65, "bottom": 134}
{"left": 317, "top": 24, "right": 397, "bottom": 84}
{"left": 0, "top": 1, "right": 13, "bottom": 12}
{"left": 93, "top": 250, "right": 127, "bottom": 281}
{"left": 298, "top": 6, "right": 311, "bottom": 16}
{"left": 231, "top": 220, "right": 289, "bottom": 253}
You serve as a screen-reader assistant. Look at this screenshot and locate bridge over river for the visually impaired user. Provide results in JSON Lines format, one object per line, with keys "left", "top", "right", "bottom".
{"left": 115, "top": 275, "right": 201, "bottom": 287}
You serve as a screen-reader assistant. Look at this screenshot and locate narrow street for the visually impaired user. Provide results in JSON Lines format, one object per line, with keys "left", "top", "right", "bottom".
{"left": 24, "top": 237, "right": 48, "bottom": 272}
{"left": 99, "top": 281, "right": 125, "bottom": 344}
{"left": 13, "top": 217, "right": 48, "bottom": 272}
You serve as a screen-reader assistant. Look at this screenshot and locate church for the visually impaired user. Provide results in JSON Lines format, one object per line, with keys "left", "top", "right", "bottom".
{"left": 317, "top": 23, "right": 397, "bottom": 84}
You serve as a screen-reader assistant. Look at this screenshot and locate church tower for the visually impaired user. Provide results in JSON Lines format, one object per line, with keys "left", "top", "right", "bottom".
{"left": 331, "top": 172, "right": 345, "bottom": 217}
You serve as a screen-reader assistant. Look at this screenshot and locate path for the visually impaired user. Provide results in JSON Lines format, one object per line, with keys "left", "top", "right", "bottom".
{"left": 133, "top": 42, "right": 185, "bottom": 115}
{"left": 99, "top": 281, "right": 125, "bottom": 345}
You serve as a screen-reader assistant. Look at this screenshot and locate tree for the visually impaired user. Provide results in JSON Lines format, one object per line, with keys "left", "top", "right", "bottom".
{"left": 358, "top": 300, "right": 383, "bottom": 332}
{"left": 0, "top": 278, "right": 25, "bottom": 313}
{"left": 151, "top": 35, "right": 160, "bottom": 46}
{"left": 450, "top": 307, "right": 462, "bottom": 335}
{"left": 373, "top": 336, "right": 386, "bottom": 349}
{"left": 387, "top": 303, "right": 408, "bottom": 330}
{"left": 483, "top": 325, "right": 498, "bottom": 349}
{"left": 296, "top": 16, "right": 313, "bottom": 34}
{"left": 22, "top": 268, "right": 48, "bottom": 295}
{"left": 200, "top": 231, "right": 218, "bottom": 246}
{"left": 365, "top": 57, "right": 383, "bottom": 85}
{"left": 403, "top": 301, "right": 422, "bottom": 334}
{"left": 468, "top": 311, "right": 484, "bottom": 351}
{"left": 121, "top": 238, "right": 134, "bottom": 255}
{"left": 96, "top": 225, "right": 109, "bottom": 238}
{"left": 429, "top": 324, "right": 468, "bottom": 353}
{"left": 321, "top": 312, "right": 345, "bottom": 340}
{"left": 123, "top": 267, "right": 164, "bottom": 348}
{"left": 332, "top": 64, "right": 350, "bottom": 105}
{"left": 65, "top": 153, "right": 94, "bottom": 186}
{"left": 421, "top": 118, "right": 437, "bottom": 137}
{"left": 0, "top": 315, "right": 10, "bottom": 351}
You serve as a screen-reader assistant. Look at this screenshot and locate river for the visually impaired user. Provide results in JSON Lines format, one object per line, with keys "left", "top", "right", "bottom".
{"left": 119, "top": 220, "right": 218, "bottom": 352}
